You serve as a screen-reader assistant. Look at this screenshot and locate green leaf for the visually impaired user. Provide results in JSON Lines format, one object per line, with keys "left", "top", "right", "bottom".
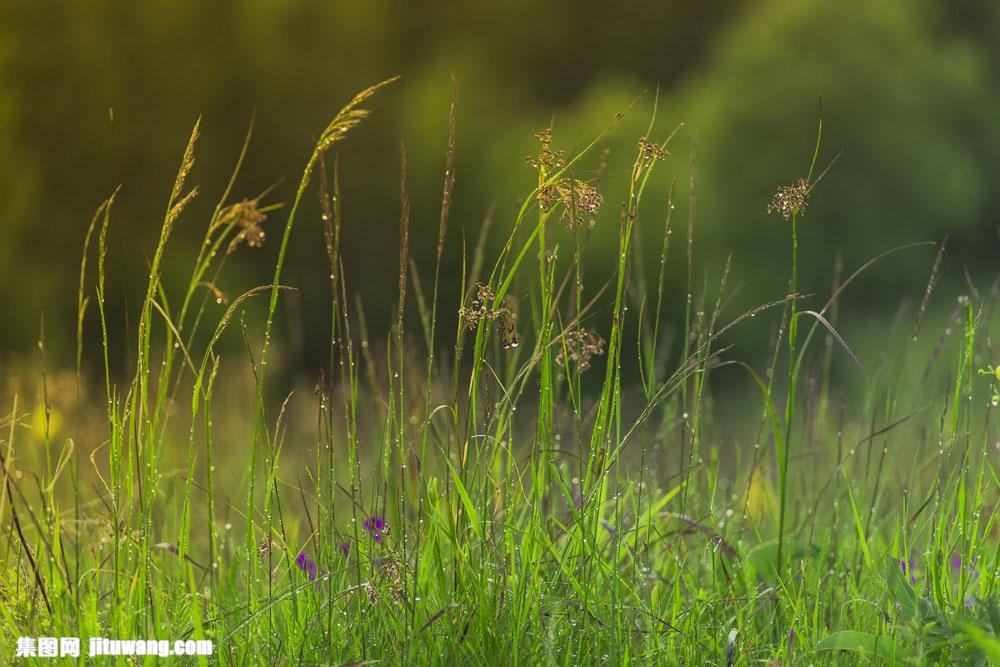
{"left": 816, "top": 631, "right": 910, "bottom": 661}
{"left": 444, "top": 459, "right": 483, "bottom": 541}
{"left": 745, "top": 539, "right": 808, "bottom": 581}
{"left": 882, "top": 556, "right": 933, "bottom": 621}
{"left": 955, "top": 621, "right": 1000, "bottom": 664}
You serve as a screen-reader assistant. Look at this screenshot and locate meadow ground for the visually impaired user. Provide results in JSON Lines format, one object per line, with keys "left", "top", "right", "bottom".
{"left": 1, "top": 80, "right": 999, "bottom": 665}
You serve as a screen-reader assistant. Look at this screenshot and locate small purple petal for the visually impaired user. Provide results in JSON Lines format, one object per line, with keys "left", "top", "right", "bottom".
{"left": 339, "top": 541, "right": 350, "bottom": 558}
{"left": 365, "top": 515, "right": 386, "bottom": 542}
{"left": 951, "top": 555, "right": 963, "bottom": 571}
{"left": 295, "top": 551, "right": 318, "bottom": 581}
{"left": 899, "top": 558, "right": 916, "bottom": 583}
{"left": 965, "top": 596, "right": 975, "bottom": 609}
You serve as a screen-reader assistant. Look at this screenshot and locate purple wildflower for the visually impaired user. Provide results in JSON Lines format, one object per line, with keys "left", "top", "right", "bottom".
{"left": 788, "top": 627, "right": 796, "bottom": 651}
{"left": 295, "top": 551, "right": 319, "bottom": 586}
{"left": 899, "top": 558, "right": 916, "bottom": 584}
{"left": 363, "top": 516, "right": 385, "bottom": 543}
{"left": 951, "top": 553, "right": 978, "bottom": 574}
{"left": 339, "top": 541, "right": 350, "bottom": 558}
{"left": 950, "top": 553, "right": 979, "bottom": 609}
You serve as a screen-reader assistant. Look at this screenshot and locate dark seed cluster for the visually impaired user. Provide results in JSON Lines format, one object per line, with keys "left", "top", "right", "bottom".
{"left": 459, "top": 282, "right": 499, "bottom": 329}
{"left": 637, "top": 137, "right": 670, "bottom": 161}
{"left": 459, "top": 283, "right": 519, "bottom": 348}
{"left": 537, "top": 179, "right": 604, "bottom": 230}
{"left": 556, "top": 327, "right": 606, "bottom": 371}
{"left": 767, "top": 178, "right": 811, "bottom": 221}
{"left": 526, "top": 127, "right": 565, "bottom": 171}
{"left": 217, "top": 198, "right": 268, "bottom": 253}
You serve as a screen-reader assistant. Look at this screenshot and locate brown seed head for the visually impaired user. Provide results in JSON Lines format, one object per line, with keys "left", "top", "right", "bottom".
{"left": 637, "top": 137, "right": 670, "bottom": 161}
{"left": 556, "top": 327, "right": 606, "bottom": 371}
{"left": 527, "top": 127, "right": 566, "bottom": 171}
{"left": 218, "top": 198, "right": 268, "bottom": 253}
{"left": 767, "top": 178, "right": 811, "bottom": 221}
{"left": 459, "top": 282, "right": 498, "bottom": 329}
{"left": 538, "top": 179, "right": 603, "bottom": 230}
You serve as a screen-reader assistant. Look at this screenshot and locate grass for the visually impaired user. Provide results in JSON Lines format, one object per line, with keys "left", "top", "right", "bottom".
{"left": 1, "top": 78, "right": 999, "bottom": 665}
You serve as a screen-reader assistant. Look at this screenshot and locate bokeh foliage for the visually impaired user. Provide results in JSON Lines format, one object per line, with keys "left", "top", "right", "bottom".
{"left": 1, "top": 0, "right": 998, "bottom": 369}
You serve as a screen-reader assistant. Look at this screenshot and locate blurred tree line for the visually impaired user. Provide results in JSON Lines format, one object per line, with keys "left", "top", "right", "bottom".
{"left": 0, "top": 0, "right": 998, "bottom": 374}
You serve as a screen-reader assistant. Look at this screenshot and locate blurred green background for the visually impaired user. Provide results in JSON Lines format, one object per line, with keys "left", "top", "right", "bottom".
{"left": 1, "top": 0, "right": 998, "bottom": 373}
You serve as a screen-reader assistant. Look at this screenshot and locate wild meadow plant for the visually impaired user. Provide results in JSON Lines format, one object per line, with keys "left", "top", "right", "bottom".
{"left": 0, "top": 79, "right": 999, "bottom": 664}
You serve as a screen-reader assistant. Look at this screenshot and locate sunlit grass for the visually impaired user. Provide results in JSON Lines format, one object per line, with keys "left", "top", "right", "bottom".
{"left": 1, "top": 79, "right": 999, "bottom": 665}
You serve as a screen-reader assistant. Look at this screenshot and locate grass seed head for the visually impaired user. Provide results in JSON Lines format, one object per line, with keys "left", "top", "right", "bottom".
{"left": 459, "top": 282, "right": 497, "bottom": 329}
{"left": 767, "top": 178, "right": 811, "bottom": 221}
{"left": 556, "top": 327, "right": 606, "bottom": 371}
{"left": 637, "top": 136, "right": 670, "bottom": 160}
{"left": 527, "top": 127, "right": 565, "bottom": 171}
{"left": 537, "top": 179, "right": 604, "bottom": 230}
{"left": 219, "top": 198, "right": 268, "bottom": 253}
